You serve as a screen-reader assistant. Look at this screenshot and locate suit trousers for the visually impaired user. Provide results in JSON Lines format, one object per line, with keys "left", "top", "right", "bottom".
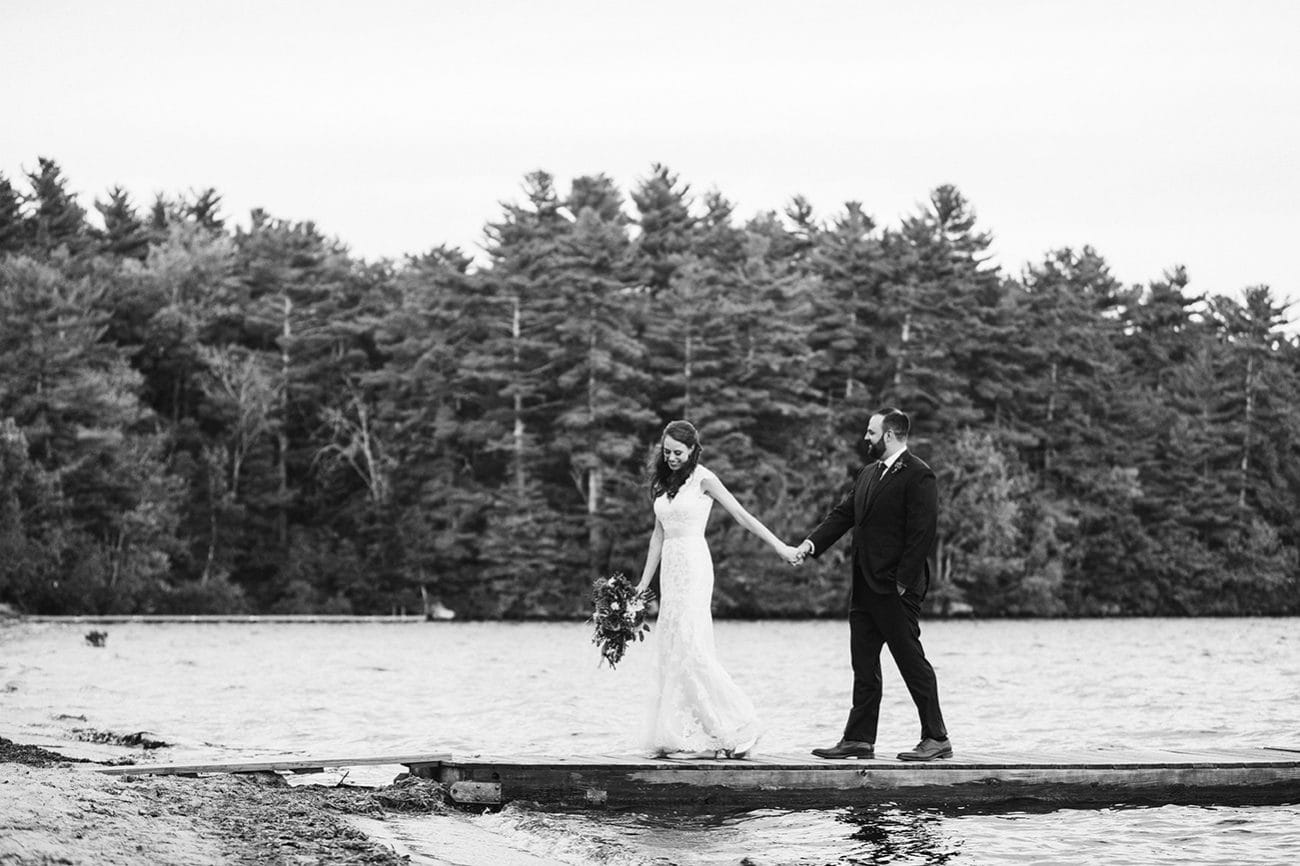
{"left": 844, "top": 591, "right": 948, "bottom": 743}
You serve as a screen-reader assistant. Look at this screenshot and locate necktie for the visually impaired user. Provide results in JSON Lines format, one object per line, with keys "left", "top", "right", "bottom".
{"left": 867, "top": 460, "right": 885, "bottom": 494}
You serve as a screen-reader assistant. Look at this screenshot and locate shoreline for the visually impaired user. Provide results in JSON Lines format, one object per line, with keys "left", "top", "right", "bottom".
{"left": 0, "top": 738, "right": 444, "bottom": 865}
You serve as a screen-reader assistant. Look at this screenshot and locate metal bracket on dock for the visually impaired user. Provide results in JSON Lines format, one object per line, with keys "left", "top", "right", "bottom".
{"left": 448, "top": 781, "right": 503, "bottom": 805}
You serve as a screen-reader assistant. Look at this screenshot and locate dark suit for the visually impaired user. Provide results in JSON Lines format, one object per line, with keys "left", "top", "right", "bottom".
{"left": 806, "top": 450, "right": 947, "bottom": 744}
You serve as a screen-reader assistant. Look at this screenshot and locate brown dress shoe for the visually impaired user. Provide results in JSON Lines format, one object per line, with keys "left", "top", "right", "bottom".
{"left": 811, "top": 740, "right": 875, "bottom": 759}
{"left": 896, "top": 738, "right": 953, "bottom": 761}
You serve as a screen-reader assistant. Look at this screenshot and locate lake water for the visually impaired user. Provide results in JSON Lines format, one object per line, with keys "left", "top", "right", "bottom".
{"left": 2, "top": 617, "right": 1297, "bottom": 864}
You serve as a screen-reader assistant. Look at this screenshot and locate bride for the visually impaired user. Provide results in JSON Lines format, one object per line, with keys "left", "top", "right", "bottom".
{"left": 635, "top": 420, "right": 800, "bottom": 759}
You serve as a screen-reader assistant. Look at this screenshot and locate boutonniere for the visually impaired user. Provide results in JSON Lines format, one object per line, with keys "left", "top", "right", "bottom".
{"left": 883, "top": 456, "right": 907, "bottom": 479}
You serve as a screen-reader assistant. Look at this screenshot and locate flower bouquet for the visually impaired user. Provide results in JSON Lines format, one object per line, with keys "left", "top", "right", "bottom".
{"left": 590, "top": 571, "right": 654, "bottom": 669}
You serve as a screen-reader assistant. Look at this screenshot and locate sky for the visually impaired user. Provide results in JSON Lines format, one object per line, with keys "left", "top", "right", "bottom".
{"left": 4, "top": 0, "right": 1298, "bottom": 320}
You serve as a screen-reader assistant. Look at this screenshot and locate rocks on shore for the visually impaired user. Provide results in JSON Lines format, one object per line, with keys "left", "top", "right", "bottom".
{"left": 1, "top": 737, "right": 448, "bottom": 865}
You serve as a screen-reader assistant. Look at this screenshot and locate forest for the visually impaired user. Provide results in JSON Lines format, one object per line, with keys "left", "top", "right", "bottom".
{"left": 1, "top": 158, "right": 1297, "bottom": 619}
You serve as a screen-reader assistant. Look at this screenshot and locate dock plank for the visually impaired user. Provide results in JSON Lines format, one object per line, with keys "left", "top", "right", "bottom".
{"left": 425, "top": 747, "right": 1300, "bottom": 809}
{"left": 93, "top": 746, "right": 1300, "bottom": 810}
{"left": 96, "top": 753, "right": 451, "bottom": 777}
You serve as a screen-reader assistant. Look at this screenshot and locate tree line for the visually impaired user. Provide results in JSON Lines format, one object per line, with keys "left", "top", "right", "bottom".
{"left": 1, "top": 158, "right": 1297, "bottom": 619}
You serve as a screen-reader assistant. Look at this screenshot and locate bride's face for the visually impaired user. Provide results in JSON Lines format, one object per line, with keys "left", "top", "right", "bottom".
{"left": 662, "top": 435, "right": 693, "bottom": 471}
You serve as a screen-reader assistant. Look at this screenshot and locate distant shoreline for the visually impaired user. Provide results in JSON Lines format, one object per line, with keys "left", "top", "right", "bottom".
{"left": 21, "top": 613, "right": 432, "bottom": 624}
{"left": 12, "top": 612, "right": 1300, "bottom": 625}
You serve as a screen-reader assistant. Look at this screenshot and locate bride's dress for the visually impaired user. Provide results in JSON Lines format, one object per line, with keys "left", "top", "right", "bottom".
{"left": 643, "top": 465, "right": 760, "bottom": 756}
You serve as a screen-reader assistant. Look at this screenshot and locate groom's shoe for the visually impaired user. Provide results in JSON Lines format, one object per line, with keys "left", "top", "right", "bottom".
{"left": 811, "top": 739, "right": 875, "bottom": 759}
{"left": 896, "top": 738, "right": 953, "bottom": 761}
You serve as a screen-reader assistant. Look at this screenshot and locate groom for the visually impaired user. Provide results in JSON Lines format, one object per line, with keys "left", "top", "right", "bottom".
{"left": 796, "top": 408, "right": 951, "bottom": 762}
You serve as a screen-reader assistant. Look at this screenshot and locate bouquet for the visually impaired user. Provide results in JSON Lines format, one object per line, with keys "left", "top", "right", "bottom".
{"left": 590, "top": 571, "right": 654, "bottom": 669}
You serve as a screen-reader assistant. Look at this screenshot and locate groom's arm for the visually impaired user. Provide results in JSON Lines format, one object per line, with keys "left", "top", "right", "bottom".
{"left": 803, "top": 481, "right": 858, "bottom": 559}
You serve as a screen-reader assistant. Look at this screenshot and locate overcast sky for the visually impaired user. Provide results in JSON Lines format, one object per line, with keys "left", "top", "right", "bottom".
{"left": 5, "top": 0, "right": 1298, "bottom": 319}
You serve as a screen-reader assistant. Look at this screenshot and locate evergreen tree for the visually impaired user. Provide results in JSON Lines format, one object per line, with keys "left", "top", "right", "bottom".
{"left": 0, "top": 173, "right": 26, "bottom": 255}
{"left": 803, "top": 201, "right": 887, "bottom": 421}
{"left": 473, "top": 171, "right": 579, "bottom": 615}
{"left": 1012, "top": 247, "right": 1128, "bottom": 478}
{"left": 0, "top": 418, "right": 62, "bottom": 610}
{"left": 95, "top": 186, "right": 151, "bottom": 260}
{"left": 129, "top": 221, "right": 242, "bottom": 426}
{"left": 231, "top": 211, "right": 372, "bottom": 607}
{"left": 630, "top": 164, "right": 695, "bottom": 295}
{"left": 0, "top": 255, "right": 182, "bottom": 612}
{"left": 878, "top": 185, "right": 1001, "bottom": 439}
{"left": 25, "top": 158, "right": 91, "bottom": 257}
{"left": 679, "top": 209, "right": 816, "bottom": 612}
{"left": 1008, "top": 246, "right": 1131, "bottom": 613}
{"left": 185, "top": 188, "right": 226, "bottom": 232}
{"left": 1207, "top": 286, "right": 1300, "bottom": 609}
{"left": 376, "top": 245, "right": 492, "bottom": 614}
{"left": 547, "top": 175, "right": 654, "bottom": 588}
{"left": 1112, "top": 267, "right": 1219, "bottom": 612}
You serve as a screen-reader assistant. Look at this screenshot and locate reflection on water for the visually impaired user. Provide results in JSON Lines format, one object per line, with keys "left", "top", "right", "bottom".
{"left": 373, "top": 804, "right": 969, "bottom": 866}
{"left": 369, "top": 801, "right": 1300, "bottom": 866}
{"left": 836, "top": 807, "right": 961, "bottom": 865}
{"left": 2, "top": 617, "right": 1298, "bottom": 864}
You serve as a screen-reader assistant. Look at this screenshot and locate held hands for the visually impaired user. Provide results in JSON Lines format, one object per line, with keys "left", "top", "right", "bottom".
{"left": 778, "top": 539, "right": 814, "bottom": 567}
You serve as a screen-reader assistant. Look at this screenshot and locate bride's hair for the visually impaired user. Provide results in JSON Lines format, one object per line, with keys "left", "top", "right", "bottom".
{"left": 648, "top": 420, "right": 701, "bottom": 501}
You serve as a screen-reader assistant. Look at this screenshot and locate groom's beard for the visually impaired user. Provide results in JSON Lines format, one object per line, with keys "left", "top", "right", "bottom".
{"left": 864, "top": 438, "right": 886, "bottom": 462}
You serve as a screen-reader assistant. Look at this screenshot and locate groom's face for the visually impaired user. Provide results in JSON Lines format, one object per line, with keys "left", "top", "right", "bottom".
{"left": 863, "top": 415, "right": 887, "bottom": 462}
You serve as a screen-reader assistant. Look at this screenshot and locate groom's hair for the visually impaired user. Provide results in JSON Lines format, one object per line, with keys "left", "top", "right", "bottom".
{"left": 876, "top": 408, "right": 910, "bottom": 440}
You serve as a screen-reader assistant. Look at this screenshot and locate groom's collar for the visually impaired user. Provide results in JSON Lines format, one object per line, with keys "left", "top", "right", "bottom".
{"left": 881, "top": 446, "right": 908, "bottom": 470}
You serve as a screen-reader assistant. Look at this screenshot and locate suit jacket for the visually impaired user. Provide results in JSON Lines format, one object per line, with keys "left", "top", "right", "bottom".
{"left": 806, "top": 451, "right": 938, "bottom": 604}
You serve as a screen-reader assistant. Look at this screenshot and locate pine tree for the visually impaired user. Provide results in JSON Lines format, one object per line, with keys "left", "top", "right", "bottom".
{"left": 472, "top": 171, "right": 581, "bottom": 613}
{"left": 1207, "top": 286, "right": 1300, "bottom": 609}
{"left": 630, "top": 164, "right": 695, "bottom": 295}
{"left": 546, "top": 175, "right": 653, "bottom": 589}
{"left": 95, "top": 186, "right": 151, "bottom": 260}
{"left": 0, "top": 173, "right": 27, "bottom": 255}
{"left": 1012, "top": 246, "right": 1128, "bottom": 479}
{"left": 1007, "top": 246, "right": 1131, "bottom": 614}
{"left": 25, "top": 158, "right": 90, "bottom": 257}
{"left": 878, "top": 185, "right": 1000, "bottom": 439}
{"left": 0, "top": 255, "right": 182, "bottom": 612}
{"left": 1112, "top": 266, "right": 1219, "bottom": 612}
{"left": 230, "top": 211, "right": 373, "bottom": 606}
{"left": 663, "top": 207, "right": 815, "bottom": 612}
{"left": 374, "top": 245, "right": 492, "bottom": 613}
{"left": 185, "top": 188, "right": 226, "bottom": 232}
{"left": 0, "top": 418, "right": 62, "bottom": 610}
{"left": 803, "top": 201, "right": 887, "bottom": 420}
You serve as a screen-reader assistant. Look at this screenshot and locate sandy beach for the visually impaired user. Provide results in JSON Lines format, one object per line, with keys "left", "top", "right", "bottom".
{"left": 0, "top": 738, "right": 443, "bottom": 865}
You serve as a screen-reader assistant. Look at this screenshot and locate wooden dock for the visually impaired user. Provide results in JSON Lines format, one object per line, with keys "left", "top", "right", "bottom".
{"left": 97, "top": 746, "right": 1300, "bottom": 810}
{"left": 97, "top": 753, "right": 451, "bottom": 777}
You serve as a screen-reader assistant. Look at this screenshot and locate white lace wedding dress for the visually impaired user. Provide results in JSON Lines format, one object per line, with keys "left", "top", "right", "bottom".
{"left": 643, "top": 465, "right": 760, "bottom": 756}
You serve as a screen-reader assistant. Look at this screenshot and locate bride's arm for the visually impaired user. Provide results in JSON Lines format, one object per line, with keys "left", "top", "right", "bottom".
{"left": 701, "top": 473, "right": 799, "bottom": 562}
{"left": 636, "top": 518, "right": 664, "bottom": 593}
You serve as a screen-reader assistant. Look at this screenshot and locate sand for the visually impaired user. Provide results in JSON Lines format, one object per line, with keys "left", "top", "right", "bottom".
{"left": 0, "top": 738, "right": 445, "bottom": 865}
